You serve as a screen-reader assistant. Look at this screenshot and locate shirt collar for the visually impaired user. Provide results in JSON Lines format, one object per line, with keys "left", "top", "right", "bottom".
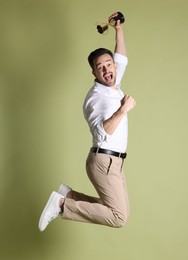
{"left": 94, "top": 80, "right": 121, "bottom": 90}
{"left": 92, "top": 81, "right": 122, "bottom": 98}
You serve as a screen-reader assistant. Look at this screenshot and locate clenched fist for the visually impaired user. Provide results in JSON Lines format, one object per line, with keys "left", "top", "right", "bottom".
{"left": 120, "top": 95, "right": 136, "bottom": 113}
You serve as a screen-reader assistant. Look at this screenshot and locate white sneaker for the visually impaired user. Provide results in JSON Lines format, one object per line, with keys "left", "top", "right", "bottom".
{"left": 58, "top": 183, "right": 71, "bottom": 197}
{"left": 38, "top": 191, "right": 64, "bottom": 232}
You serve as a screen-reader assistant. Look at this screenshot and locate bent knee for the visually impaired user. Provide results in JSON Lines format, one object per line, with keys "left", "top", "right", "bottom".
{"left": 112, "top": 214, "right": 129, "bottom": 228}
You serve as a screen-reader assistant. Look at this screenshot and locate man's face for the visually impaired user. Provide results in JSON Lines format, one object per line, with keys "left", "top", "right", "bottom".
{"left": 92, "top": 54, "right": 116, "bottom": 87}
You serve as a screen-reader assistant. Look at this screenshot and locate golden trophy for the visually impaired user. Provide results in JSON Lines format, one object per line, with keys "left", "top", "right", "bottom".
{"left": 96, "top": 12, "right": 125, "bottom": 34}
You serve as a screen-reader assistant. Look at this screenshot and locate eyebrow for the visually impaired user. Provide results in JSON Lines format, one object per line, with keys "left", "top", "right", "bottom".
{"left": 96, "top": 59, "right": 112, "bottom": 68}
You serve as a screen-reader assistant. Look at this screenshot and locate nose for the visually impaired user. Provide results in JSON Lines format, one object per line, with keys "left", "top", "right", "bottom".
{"left": 102, "top": 66, "right": 108, "bottom": 73}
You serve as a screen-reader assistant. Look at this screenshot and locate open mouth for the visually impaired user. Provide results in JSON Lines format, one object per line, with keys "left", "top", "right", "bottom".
{"left": 104, "top": 73, "right": 113, "bottom": 82}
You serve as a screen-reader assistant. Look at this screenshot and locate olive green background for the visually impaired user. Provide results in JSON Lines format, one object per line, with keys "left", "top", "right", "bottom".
{"left": 0, "top": 0, "right": 188, "bottom": 259}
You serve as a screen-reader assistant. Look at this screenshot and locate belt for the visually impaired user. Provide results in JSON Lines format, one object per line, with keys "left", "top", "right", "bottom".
{"left": 90, "top": 147, "right": 127, "bottom": 159}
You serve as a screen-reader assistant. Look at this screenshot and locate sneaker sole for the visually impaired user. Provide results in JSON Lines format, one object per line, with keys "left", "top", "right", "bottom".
{"left": 38, "top": 191, "right": 57, "bottom": 231}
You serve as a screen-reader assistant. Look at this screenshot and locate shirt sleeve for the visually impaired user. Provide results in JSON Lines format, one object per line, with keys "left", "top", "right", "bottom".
{"left": 83, "top": 94, "right": 111, "bottom": 145}
{"left": 114, "top": 53, "right": 128, "bottom": 85}
{"left": 93, "top": 122, "right": 109, "bottom": 144}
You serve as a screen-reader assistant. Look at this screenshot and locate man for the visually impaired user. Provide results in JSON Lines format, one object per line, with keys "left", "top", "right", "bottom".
{"left": 38, "top": 12, "right": 136, "bottom": 232}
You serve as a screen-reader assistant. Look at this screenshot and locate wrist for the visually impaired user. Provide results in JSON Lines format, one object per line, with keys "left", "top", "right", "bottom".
{"left": 119, "top": 105, "right": 127, "bottom": 115}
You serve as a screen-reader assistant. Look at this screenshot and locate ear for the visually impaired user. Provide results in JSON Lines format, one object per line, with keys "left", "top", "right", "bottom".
{"left": 92, "top": 70, "right": 96, "bottom": 77}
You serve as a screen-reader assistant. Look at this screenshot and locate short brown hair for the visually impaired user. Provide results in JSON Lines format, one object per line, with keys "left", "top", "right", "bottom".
{"left": 88, "top": 48, "right": 113, "bottom": 69}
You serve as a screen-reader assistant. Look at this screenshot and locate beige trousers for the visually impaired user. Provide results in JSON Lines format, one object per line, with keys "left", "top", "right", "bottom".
{"left": 62, "top": 152, "right": 130, "bottom": 227}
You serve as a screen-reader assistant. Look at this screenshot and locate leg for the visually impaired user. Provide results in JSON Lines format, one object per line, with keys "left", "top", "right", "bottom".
{"left": 86, "top": 153, "right": 129, "bottom": 224}
{"left": 39, "top": 153, "right": 130, "bottom": 230}
{"left": 62, "top": 153, "right": 129, "bottom": 227}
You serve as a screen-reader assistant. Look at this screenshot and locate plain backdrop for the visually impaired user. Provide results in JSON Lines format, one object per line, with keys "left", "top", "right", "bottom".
{"left": 0, "top": 0, "right": 188, "bottom": 259}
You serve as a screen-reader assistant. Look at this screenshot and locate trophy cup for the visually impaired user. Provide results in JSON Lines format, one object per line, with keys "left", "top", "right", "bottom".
{"left": 96, "top": 12, "right": 125, "bottom": 34}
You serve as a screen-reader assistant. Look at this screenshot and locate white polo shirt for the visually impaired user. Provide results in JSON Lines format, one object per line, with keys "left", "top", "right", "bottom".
{"left": 83, "top": 53, "right": 128, "bottom": 153}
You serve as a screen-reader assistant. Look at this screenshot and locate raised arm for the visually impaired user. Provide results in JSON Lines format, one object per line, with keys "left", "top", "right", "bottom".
{"left": 103, "top": 12, "right": 133, "bottom": 135}
{"left": 108, "top": 12, "right": 127, "bottom": 56}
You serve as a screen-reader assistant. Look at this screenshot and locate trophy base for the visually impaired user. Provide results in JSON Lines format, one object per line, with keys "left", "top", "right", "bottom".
{"left": 96, "top": 22, "right": 108, "bottom": 34}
